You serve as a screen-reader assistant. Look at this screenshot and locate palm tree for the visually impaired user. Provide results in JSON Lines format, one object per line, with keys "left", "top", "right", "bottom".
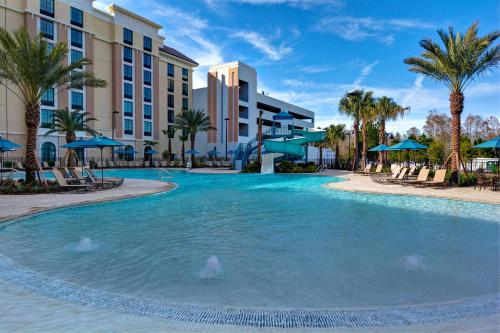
{"left": 143, "top": 140, "right": 158, "bottom": 163}
{"left": 404, "top": 22, "right": 499, "bottom": 180}
{"left": 44, "top": 108, "right": 97, "bottom": 166}
{"left": 178, "top": 132, "right": 188, "bottom": 164}
{"left": 161, "top": 127, "right": 176, "bottom": 161}
{"left": 338, "top": 90, "right": 363, "bottom": 171}
{"left": 0, "top": 28, "right": 106, "bottom": 182}
{"left": 373, "top": 97, "right": 409, "bottom": 164}
{"left": 174, "top": 109, "right": 215, "bottom": 165}
{"left": 326, "top": 124, "right": 346, "bottom": 169}
{"left": 257, "top": 109, "right": 264, "bottom": 163}
{"left": 359, "top": 92, "right": 375, "bottom": 170}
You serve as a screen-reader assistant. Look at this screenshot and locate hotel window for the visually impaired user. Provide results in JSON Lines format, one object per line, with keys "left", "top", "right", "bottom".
{"left": 168, "top": 109, "right": 174, "bottom": 123}
{"left": 71, "top": 29, "right": 83, "bottom": 48}
{"left": 124, "top": 83, "right": 133, "bottom": 99}
{"left": 70, "top": 7, "right": 84, "bottom": 27}
{"left": 182, "top": 97, "right": 188, "bottom": 111}
{"left": 71, "top": 91, "right": 84, "bottom": 110}
{"left": 167, "top": 63, "right": 174, "bottom": 77}
{"left": 143, "top": 53, "right": 151, "bottom": 69}
{"left": 123, "top": 46, "right": 133, "bottom": 63}
{"left": 41, "top": 142, "right": 56, "bottom": 162}
{"left": 144, "top": 121, "right": 152, "bottom": 136}
{"left": 124, "top": 119, "right": 133, "bottom": 135}
{"left": 167, "top": 125, "right": 175, "bottom": 137}
{"left": 40, "top": 19, "right": 54, "bottom": 40}
{"left": 182, "top": 83, "right": 188, "bottom": 96}
{"left": 144, "top": 87, "right": 151, "bottom": 102}
{"left": 46, "top": 42, "right": 54, "bottom": 54}
{"left": 143, "top": 70, "right": 151, "bottom": 86}
{"left": 168, "top": 79, "right": 174, "bottom": 93}
{"left": 41, "top": 88, "right": 54, "bottom": 106}
{"left": 167, "top": 94, "right": 174, "bottom": 108}
{"left": 182, "top": 68, "right": 188, "bottom": 81}
{"left": 40, "top": 0, "right": 54, "bottom": 17}
{"left": 41, "top": 109, "right": 54, "bottom": 128}
{"left": 123, "top": 28, "right": 133, "bottom": 45}
{"left": 144, "top": 104, "right": 152, "bottom": 119}
{"left": 143, "top": 36, "right": 152, "bottom": 52}
{"left": 71, "top": 50, "right": 83, "bottom": 68}
{"left": 124, "top": 101, "right": 133, "bottom": 117}
{"left": 123, "top": 64, "right": 133, "bottom": 81}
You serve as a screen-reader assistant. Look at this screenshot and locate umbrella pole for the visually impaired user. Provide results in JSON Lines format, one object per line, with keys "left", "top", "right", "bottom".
{"left": 1, "top": 152, "right": 3, "bottom": 181}
{"left": 101, "top": 147, "right": 104, "bottom": 182}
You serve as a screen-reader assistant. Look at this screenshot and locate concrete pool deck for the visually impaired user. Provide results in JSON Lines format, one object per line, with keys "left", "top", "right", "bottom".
{"left": 0, "top": 178, "right": 174, "bottom": 222}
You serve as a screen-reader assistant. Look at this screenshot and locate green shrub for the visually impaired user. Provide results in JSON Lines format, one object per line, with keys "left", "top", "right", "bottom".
{"left": 242, "top": 161, "right": 261, "bottom": 173}
{"left": 458, "top": 173, "right": 477, "bottom": 186}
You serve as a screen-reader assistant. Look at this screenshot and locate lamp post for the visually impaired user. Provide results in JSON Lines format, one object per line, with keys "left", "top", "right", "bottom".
{"left": 111, "top": 110, "right": 119, "bottom": 161}
{"left": 224, "top": 117, "right": 229, "bottom": 159}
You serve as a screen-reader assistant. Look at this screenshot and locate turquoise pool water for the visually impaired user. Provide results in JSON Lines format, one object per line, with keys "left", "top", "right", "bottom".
{"left": 0, "top": 170, "right": 499, "bottom": 311}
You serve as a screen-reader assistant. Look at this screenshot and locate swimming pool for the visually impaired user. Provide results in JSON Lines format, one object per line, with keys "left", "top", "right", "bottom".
{"left": 0, "top": 170, "right": 499, "bottom": 328}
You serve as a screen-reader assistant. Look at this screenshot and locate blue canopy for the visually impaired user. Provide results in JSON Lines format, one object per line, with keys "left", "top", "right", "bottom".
{"left": 227, "top": 150, "right": 236, "bottom": 155}
{"left": 0, "top": 137, "right": 22, "bottom": 152}
{"left": 388, "top": 139, "right": 428, "bottom": 151}
{"left": 185, "top": 149, "right": 199, "bottom": 155}
{"left": 474, "top": 136, "right": 500, "bottom": 149}
{"left": 368, "top": 144, "right": 389, "bottom": 152}
{"left": 273, "top": 111, "right": 293, "bottom": 120}
{"left": 60, "top": 139, "right": 88, "bottom": 149}
{"left": 114, "top": 148, "right": 138, "bottom": 154}
{"left": 144, "top": 149, "right": 159, "bottom": 155}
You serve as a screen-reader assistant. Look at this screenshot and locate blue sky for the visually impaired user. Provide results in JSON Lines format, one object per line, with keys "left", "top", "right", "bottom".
{"left": 95, "top": 0, "right": 499, "bottom": 133}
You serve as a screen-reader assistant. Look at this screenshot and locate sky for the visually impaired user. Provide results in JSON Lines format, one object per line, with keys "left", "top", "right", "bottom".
{"left": 95, "top": 0, "right": 500, "bottom": 134}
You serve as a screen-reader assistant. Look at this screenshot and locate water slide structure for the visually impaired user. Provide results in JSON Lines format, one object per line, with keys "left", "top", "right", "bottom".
{"left": 261, "top": 128, "right": 326, "bottom": 174}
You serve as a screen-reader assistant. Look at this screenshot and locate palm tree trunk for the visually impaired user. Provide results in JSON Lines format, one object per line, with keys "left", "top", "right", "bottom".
{"left": 319, "top": 144, "right": 323, "bottom": 165}
{"left": 361, "top": 121, "right": 368, "bottom": 170}
{"left": 190, "top": 133, "right": 195, "bottom": 166}
{"left": 450, "top": 91, "right": 464, "bottom": 181}
{"left": 378, "top": 119, "right": 386, "bottom": 164}
{"left": 181, "top": 141, "right": 185, "bottom": 163}
{"left": 168, "top": 138, "right": 172, "bottom": 161}
{"left": 25, "top": 104, "right": 40, "bottom": 183}
{"left": 66, "top": 133, "right": 77, "bottom": 167}
{"left": 352, "top": 119, "right": 359, "bottom": 171}
{"left": 335, "top": 143, "right": 340, "bottom": 169}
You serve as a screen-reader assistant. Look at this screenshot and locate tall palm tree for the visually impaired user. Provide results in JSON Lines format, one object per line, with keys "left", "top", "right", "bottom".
{"left": 257, "top": 109, "right": 264, "bottom": 163}
{"left": 44, "top": 108, "right": 97, "bottom": 166}
{"left": 178, "top": 132, "right": 188, "bottom": 164}
{"left": 161, "top": 127, "right": 176, "bottom": 161}
{"left": 359, "top": 92, "right": 375, "bottom": 170}
{"left": 0, "top": 28, "right": 106, "bottom": 182}
{"left": 326, "top": 124, "right": 346, "bottom": 169}
{"left": 374, "top": 97, "right": 409, "bottom": 164}
{"left": 174, "top": 109, "right": 216, "bottom": 164}
{"left": 338, "top": 90, "right": 363, "bottom": 171}
{"left": 404, "top": 22, "right": 499, "bottom": 179}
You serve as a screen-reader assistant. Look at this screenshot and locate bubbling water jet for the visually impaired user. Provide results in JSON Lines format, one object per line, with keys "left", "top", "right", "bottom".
{"left": 75, "top": 237, "right": 96, "bottom": 252}
{"left": 200, "top": 256, "right": 222, "bottom": 279}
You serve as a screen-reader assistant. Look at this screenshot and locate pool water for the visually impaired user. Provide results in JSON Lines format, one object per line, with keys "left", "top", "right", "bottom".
{"left": 0, "top": 170, "right": 499, "bottom": 310}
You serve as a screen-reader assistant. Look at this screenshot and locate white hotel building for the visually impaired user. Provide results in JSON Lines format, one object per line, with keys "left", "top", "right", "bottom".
{"left": 193, "top": 61, "right": 315, "bottom": 156}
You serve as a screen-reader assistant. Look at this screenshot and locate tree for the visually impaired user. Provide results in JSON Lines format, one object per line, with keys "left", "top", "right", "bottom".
{"left": 44, "top": 108, "right": 97, "bottom": 167}
{"left": 373, "top": 97, "right": 409, "bottom": 164}
{"left": 143, "top": 140, "right": 158, "bottom": 163}
{"left": 406, "top": 127, "right": 420, "bottom": 139}
{"left": 0, "top": 28, "right": 106, "bottom": 182}
{"left": 326, "top": 124, "right": 346, "bottom": 169}
{"left": 178, "top": 132, "right": 188, "bottom": 164}
{"left": 404, "top": 22, "right": 500, "bottom": 180}
{"left": 359, "top": 91, "right": 375, "bottom": 170}
{"left": 161, "top": 127, "right": 176, "bottom": 161}
{"left": 338, "top": 90, "right": 364, "bottom": 171}
{"left": 174, "top": 109, "right": 216, "bottom": 165}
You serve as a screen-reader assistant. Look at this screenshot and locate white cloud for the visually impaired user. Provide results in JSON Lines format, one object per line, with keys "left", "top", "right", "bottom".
{"left": 92, "top": 0, "right": 107, "bottom": 11}
{"left": 209, "top": 0, "right": 344, "bottom": 9}
{"left": 353, "top": 61, "right": 379, "bottom": 87}
{"left": 314, "top": 16, "right": 436, "bottom": 44}
{"left": 231, "top": 31, "right": 292, "bottom": 61}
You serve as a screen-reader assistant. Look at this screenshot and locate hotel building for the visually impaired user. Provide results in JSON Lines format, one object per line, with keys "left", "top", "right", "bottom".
{"left": 0, "top": 0, "right": 197, "bottom": 162}
{"left": 193, "top": 61, "right": 315, "bottom": 156}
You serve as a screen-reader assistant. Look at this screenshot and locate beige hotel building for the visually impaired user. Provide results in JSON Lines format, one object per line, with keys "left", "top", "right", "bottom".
{"left": 0, "top": 0, "right": 198, "bottom": 162}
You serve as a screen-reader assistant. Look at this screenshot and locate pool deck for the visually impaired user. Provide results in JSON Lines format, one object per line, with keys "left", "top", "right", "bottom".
{"left": 0, "top": 178, "right": 174, "bottom": 222}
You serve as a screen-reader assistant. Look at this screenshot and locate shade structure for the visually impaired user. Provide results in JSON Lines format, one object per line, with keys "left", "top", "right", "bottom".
{"left": 62, "top": 136, "right": 123, "bottom": 181}
{"left": 185, "top": 149, "right": 199, "bottom": 155}
{"left": 474, "top": 136, "right": 500, "bottom": 149}
{"left": 144, "top": 149, "right": 159, "bottom": 155}
{"left": 368, "top": 144, "right": 389, "bottom": 152}
{"left": 388, "top": 139, "right": 428, "bottom": 151}
{"left": 0, "top": 137, "right": 22, "bottom": 180}
{"left": 114, "top": 148, "right": 138, "bottom": 154}
{"left": 227, "top": 150, "right": 236, "bottom": 155}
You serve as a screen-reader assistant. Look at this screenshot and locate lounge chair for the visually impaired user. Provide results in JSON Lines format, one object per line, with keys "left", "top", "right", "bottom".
{"left": 416, "top": 169, "right": 448, "bottom": 188}
{"left": 52, "top": 168, "right": 96, "bottom": 192}
{"left": 372, "top": 166, "right": 401, "bottom": 183}
{"left": 145, "top": 161, "right": 150, "bottom": 167}
{"left": 70, "top": 168, "right": 114, "bottom": 189}
{"left": 108, "top": 160, "right": 115, "bottom": 168}
{"left": 85, "top": 167, "right": 124, "bottom": 187}
{"left": 355, "top": 163, "right": 372, "bottom": 175}
{"left": 403, "top": 168, "right": 430, "bottom": 186}
{"left": 16, "top": 161, "right": 24, "bottom": 170}
{"left": 42, "top": 161, "right": 50, "bottom": 169}
{"left": 386, "top": 167, "right": 408, "bottom": 184}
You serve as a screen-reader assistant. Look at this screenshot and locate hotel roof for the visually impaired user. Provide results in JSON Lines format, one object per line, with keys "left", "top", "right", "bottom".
{"left": 159, "top": 45, "right": 199, "bottom": 66}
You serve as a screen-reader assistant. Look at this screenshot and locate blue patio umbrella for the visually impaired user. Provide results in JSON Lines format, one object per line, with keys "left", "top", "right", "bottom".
{"left": 0, "top": 136, "right": 22, "bottom": 180}
{"left": 185, "top": 149, "right": 199, "bottom": 155}
{"left": 144, "top": 149, "right": 159, "bottom": 155}
{"left": 62, "top": 135, "right": 124, "bottom": 181}
{"left": 388, "top": 139, "right": 428, "bottom": 166}
{"left": 368, "top": 144, "right": 389, "bottom": 152}
{"left": 114, "top": 148, "right": 138, "bottom": 154}
{"left": 474, "top": 136, "right": 500, "bottom": 173}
